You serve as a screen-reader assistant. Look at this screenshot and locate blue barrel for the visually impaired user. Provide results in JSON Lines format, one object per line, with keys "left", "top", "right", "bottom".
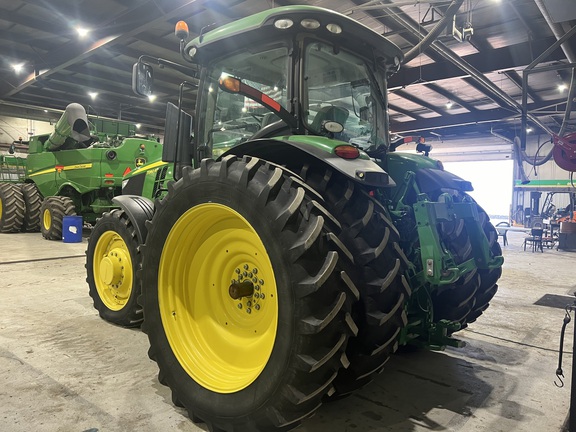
{"left": 62, "top": 215, "right": 83, "bottom": 243}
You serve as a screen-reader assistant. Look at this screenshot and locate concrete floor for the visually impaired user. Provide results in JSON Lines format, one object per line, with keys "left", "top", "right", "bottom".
{"left": 0, "top": 229, "right": 573, "bottom": 432}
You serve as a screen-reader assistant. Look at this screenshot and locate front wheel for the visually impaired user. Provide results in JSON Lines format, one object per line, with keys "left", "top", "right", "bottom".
{"left": 141, "top": 156, "right": 358, "bottom": 432}
{"left": 86, "top": 210, "right": 142, "bottom": 327}
{"left": 40, "top": 196, "right": 76, "bottom": 240}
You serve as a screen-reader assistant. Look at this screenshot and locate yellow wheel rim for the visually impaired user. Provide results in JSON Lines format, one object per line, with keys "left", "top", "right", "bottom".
{"left": 43, "top": 208, "right": 51, "bottom": 230}
{"left": 93, "top": 230, "right": 133, "bottom": 311}
{"left": 0, "top": 196, "right": 3, "bottom": 221}
{"left": 159, "top": 203, "right": 278, "bottom": 393}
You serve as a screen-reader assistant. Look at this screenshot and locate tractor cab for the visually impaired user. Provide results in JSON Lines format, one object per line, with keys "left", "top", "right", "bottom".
{"left": 133, "top": 6, "right": 403, "bottom": 171}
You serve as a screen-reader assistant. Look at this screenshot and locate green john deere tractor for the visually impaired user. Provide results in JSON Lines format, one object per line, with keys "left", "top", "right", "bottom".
{"left": 0, "top": 103, "right": 162, "bottom": 240}
{"left": 86, "top": 6, "right": 503, "bottom": 431}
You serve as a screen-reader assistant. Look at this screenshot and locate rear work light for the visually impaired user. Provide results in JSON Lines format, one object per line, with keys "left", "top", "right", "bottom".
{"left": 274, "top": 18, "right": 294, "bottom": 29}
{"left": 301, "top": 18, "right": 320, "bottom": 29}
{"left": 334, "top": 145, "right": 360, "bottom": 160}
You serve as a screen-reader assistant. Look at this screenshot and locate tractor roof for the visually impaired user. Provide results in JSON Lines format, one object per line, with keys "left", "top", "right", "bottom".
{"left": 184, "top": 5, "right": 403, "bottom": 71}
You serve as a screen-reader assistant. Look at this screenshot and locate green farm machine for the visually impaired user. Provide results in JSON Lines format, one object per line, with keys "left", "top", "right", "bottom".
{"left": 0, "top": 103, "right": 162, "bottom": 239}
{"left": 86, "top": 6, "right": 503, "bottom": 431}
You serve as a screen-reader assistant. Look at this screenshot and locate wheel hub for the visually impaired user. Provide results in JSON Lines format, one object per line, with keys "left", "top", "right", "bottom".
{"left": 43, "top": 208, "right": 51, "bottom": 230}
{"left": 230, "top": 264, "right": 266, "bottom": 314}
{"left": 99, "top": 248, "right": 127, "bottom": 288}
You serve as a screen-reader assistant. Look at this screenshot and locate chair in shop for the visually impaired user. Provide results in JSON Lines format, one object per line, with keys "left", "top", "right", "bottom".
{"left": 495, "top": 221, "right": 509, "bottom": 246}
{"left": 523, "top": 219, "right": 544, "bottom": 252}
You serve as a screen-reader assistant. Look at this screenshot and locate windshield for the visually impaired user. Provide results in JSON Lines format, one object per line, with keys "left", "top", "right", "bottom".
{"left": 201, "top": 45, "right": 289, "bottom": 157}
{"left": 303, "top": 41, "right": 387, "bottom": 151}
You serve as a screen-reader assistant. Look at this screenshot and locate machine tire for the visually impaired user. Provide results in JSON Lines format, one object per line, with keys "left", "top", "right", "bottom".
{"left": 40, "top": 196, "right": 76, "bottom": 240}
{"left": 19, "top": 183, "right": 42, "bottom": 232}
{"left": 140, "top": 156, "right": 358, "bottom": 432}
{"left": 86, "top": 209, "right": 142, "bottom": 327}
{"left": 432, "top": 197, "right": 502, "bottom": 331}
{"left": 0, "top": 183, "right": 25, "bottom": 233}
{"left": 297, "top": 164, "right": 410, "bottom": 397}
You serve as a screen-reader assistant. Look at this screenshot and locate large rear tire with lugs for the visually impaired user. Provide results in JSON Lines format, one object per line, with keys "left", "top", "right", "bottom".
{"left": 140, "top": 156, "right": 359, "bottom": 432}
{"left": 297, "top": 164, "right": 410, "bottom": 398}
{"left": 40, "top": 196, "right": 76, "bottom": 240}
{"left": 86, "top": 209, "right": 142, "bottom": 327}
{"left": 0, "top": 183, "right": 25, "bottom": 233}
{"left": 431, "top": 195, "right": 502, "bottom": 332}
{"left": 19, "top": 183, "right": 42, "bottom": 232}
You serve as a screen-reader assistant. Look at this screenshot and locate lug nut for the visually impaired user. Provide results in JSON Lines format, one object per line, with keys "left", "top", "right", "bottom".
{"left": 235, "top": 268, "right": 241, "bottom": 274}
{"left": 255, "top": 304, "right": 260, "bottom": 310}
{"left": 244, "top": 264, "right": 249, "bottom": 270}
{"left": 259, "top": 279, "right": 264, "bottom": 285}
{"left": 237, "top": 303, "right": 242, "bottom": 309}
{"left": 253, "top": 268, "right": 258, "bottom": 274}
{"left": 246, "top": 308, "right": 251, "bottom": 314}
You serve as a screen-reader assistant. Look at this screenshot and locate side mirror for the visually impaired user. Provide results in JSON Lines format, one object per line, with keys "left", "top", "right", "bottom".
{"left": 132, "top": 62, "right": 154, "bottom": 97}
{"left": 9, "top": 143, "right": 15, "bottom": 154}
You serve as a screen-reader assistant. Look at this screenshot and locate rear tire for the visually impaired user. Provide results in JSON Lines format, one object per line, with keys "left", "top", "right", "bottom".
{"left": 19, "top": 183, "right": 42, "bottom": 232}
{"left": 297, "top": 165, "right": 410, "bottom": 397}
{"left": 86, "top": 210, "right": 142, "bottom": 327}
{"left": 0, "top": 183, "right": 25, "bottom": 233}
{"left": 141, "top": 156, "right": 358, "bottom": 431}
{"left": 432, "top": 197, "right": 502, "bottom": 331}
{"left": 40, "top": 196, "right": 76, "bottom": 240}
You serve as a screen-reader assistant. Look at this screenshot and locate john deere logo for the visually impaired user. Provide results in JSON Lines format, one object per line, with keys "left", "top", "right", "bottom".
{"left": 135, "top": 157, "right": 147, "bottom": 167}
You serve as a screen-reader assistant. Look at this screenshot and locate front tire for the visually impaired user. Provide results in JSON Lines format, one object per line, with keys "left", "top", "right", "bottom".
{"left": 86, "top": 210, "right": 142, "bottom": 327}
{"left": 0, "top": 183, "right": 25, "bottom": 233}
{"left": 141, "top": 156, "right": 359, "bottom": 431}
{"left": 40, "top": 196, "right": 76, "bottom": 240}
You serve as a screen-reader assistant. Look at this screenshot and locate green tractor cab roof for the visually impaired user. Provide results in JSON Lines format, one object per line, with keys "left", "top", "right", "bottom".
{"left": 184, "top": 6, "right": 403, "bottom": 72}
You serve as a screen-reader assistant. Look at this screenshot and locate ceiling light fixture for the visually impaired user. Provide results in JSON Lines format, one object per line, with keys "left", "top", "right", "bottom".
{"left": 526, "top": 127, "right": 533, "bottom": 133}
{"left": 135, "top": 123, "right": 141, "bottom": 129}
{"left": 148, "top": 94, "right": 157, "bottom": 102}
{"left": 11, "top": 63, "right": 24, "bottom": 73}
{"left": 76, "top": 26, "right": 89, "bottom": 38}
{"left": 88, "top": 91, "right": 98, "bottom": 99}
{"left": 445, "top": 100, "right": 454, "bottom": 109}
{"left": 558, "top": 83, "right": 567, "bottom": 91}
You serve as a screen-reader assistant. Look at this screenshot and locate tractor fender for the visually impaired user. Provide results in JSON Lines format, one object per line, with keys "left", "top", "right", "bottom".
{"left": 222, "top": 138, "right": 394, "bottom": 188}
{"left": 416, "top": 168, "right": 473, "bottom": 194}
{"left": 111, "top": 195, "right": 155, "bottom": 245}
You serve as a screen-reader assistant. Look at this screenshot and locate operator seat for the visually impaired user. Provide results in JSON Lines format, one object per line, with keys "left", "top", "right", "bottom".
{"left": 310, "top": 106, "right": 349, "bottom": 132}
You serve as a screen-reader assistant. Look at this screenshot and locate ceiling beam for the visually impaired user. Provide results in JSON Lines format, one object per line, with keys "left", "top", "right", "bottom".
{"left": 388, "top": 103, "right": 422, "bottom": 120}
{"left": 389, "top": 37, "right": 565, "bottom": 89}
{"left": 0, "top": 0, "right": 205, "bottom": 99}
{"left": 394, "top": 89, "right": 449, "bottom": 115}
{"left": 503, "top": 70, "right": 542, "bottom": 104}
{"left": 391, "top": 98, "right": 568, "bottom": 134}
{"left": 424, "top": 82, "right": 476, "bottom": 112}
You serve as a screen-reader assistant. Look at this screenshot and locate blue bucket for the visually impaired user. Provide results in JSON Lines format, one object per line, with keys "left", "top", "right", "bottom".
{"left": 62, "top": 215, "right": 83, "bottom": 243}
